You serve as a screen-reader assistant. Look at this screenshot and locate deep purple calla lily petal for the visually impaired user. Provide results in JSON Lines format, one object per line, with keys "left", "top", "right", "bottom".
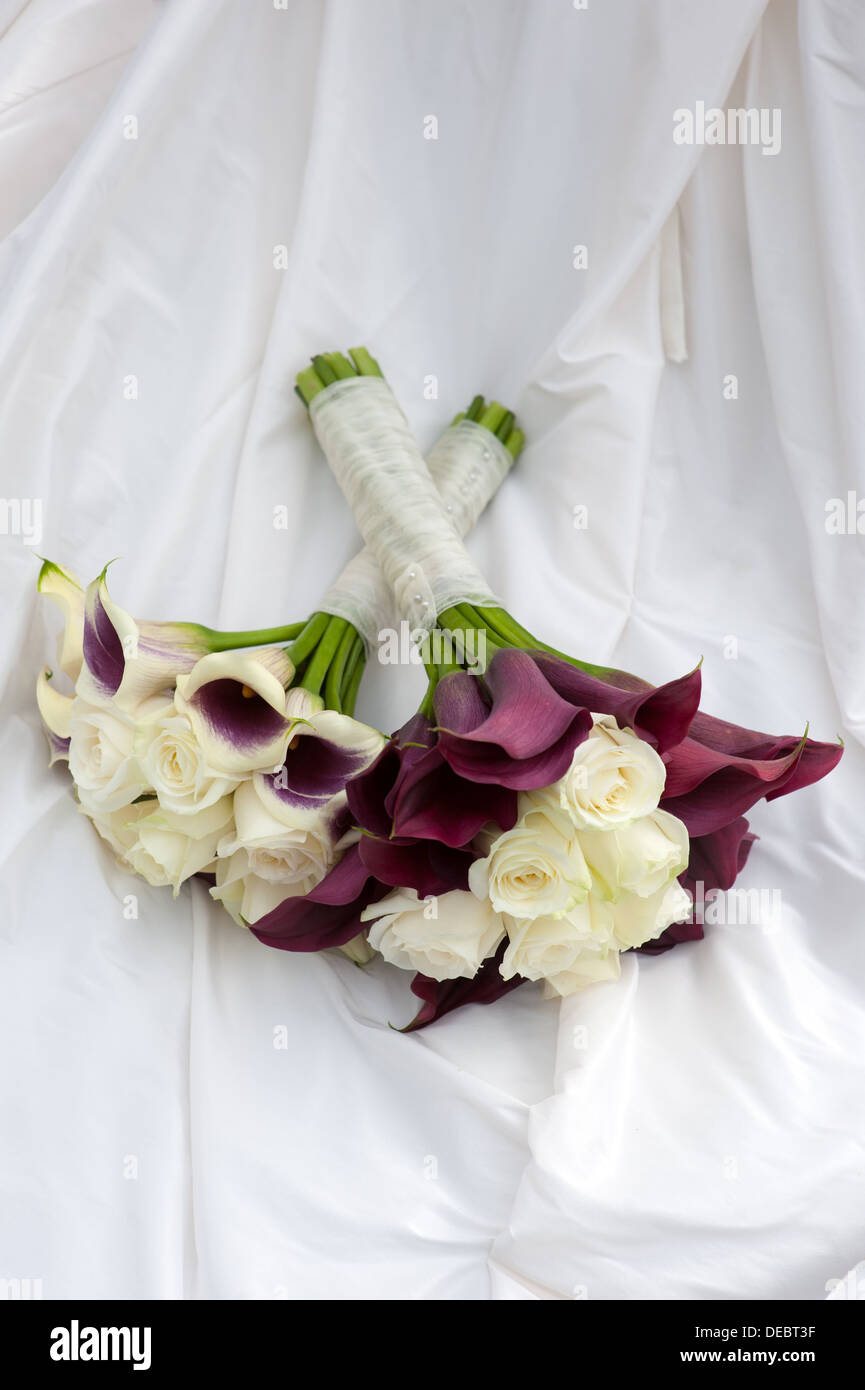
{"left": 403, "top": 940, "right": 525, "bottom": 1031}
{"left": 346, "top": 714, "right": 435, "bottom": 834}
{"left": 83, "top": 586, "right": 124, "bottom": 697}
{"left": 533, "top": 654, "right": 701, "bottom": 754}
{"left": 436, "top": 650, "right": 580, "bottom": 759}
{"left": 661, "top": 744, "right": 809, "bottom": 836}
{"left": 347, "top": 742, "right": 401, "bottom": 835}
{"left": 438, "top": 715, "right": 591, "bottom": 789}
{"left": 191, "top": 679, "right": 288, "bottom": 752}
{"left": 391, "top": 744, "right": 518, "bottom": 846}
{"left": 249, "top": 845, "right": 388, "bottom": 951}
{"left": 358, "top": 834, "right": 474, "bottom": 897}
{"left": 431, "top": 671, "right": 490, "bottom": 735}
{"left": 265, "top": 735, "right": 377, "bottom": 810}
{"left": 684, "top": 817, "right": 758, "bottom": 896}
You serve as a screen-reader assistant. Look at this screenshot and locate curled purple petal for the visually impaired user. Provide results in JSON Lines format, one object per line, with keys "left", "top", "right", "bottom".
{"left": 249, "top": 845, "right": 387, "bottom": 951}
{"left": 358, "top": 834, "right": 474, "bottom": 898}
{"left": 403, "top": 940, "right": 525, "bottom": 1031}
{"left": 435, "top": 651, "right": 592, "bottom": 789}
{"left": 533, "top": 654, "right": 701, "bottom": 754}
{"left": 83, "top": 585, "right": 124, "bottom": 697}
{"left": 391, "top": 744, "right": 518, "bottom": 846}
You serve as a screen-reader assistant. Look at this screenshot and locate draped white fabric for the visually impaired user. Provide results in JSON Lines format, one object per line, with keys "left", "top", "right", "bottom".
{"left": 1, "top": 0, "right": 862, "bottom": 1300}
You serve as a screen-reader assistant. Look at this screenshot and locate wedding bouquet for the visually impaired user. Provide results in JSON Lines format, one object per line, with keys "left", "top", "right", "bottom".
{"left": 247, "top": 349, "right": 842, "bottom": 1029}
{"left": 35, "top": 361, "right": 522, "bottom": 957}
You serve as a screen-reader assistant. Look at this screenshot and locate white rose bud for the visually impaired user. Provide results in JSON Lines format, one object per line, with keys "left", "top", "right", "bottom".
{"left": 578, "top": 808, "right": 689, "bottom": 901}
{"left": 500, "top": 895, "right": 614, "bottom": 982}
{"left": 361, "top": 888, "right": 505, "bottom": 981}
{"left": 469, "top": 807, "right": 591, "bottom": 920}
{"left": 123, "top": 797, "right": 234, "bottom": 893}
{"left": 552, "top": 715, "right": 666, "bottom": 830}
{"left": 210, "top": 779, "right": 340, "bottom": 925}
{"left": 611, "top": 878, "right": 692, "bottom": 949}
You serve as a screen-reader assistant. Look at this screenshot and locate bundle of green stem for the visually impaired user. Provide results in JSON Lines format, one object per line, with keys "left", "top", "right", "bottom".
{"left": 289, "top": 346, "right": 524, "bottom": 715}
{"left": 297, "top": 347, "right": 623, "bottom": 714}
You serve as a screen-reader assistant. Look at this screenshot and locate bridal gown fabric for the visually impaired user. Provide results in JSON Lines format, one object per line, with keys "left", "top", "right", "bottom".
{"left": 1, "top": 0, "right": 863, "bottom": 1300}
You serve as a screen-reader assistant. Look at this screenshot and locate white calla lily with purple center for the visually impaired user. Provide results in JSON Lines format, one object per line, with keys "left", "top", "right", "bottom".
{"left": 174, "top": 647, "right": 297, "bottom": 777}
{"left": 77, "top": 568, "right": 216, "bottom": 711}
{"left": 254, "top": 689, "right": 386, "bottom": 826}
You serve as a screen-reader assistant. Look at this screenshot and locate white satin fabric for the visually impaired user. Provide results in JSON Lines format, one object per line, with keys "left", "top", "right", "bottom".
{"left": 1, "top": 0, "right": 863, "bottom": 1300}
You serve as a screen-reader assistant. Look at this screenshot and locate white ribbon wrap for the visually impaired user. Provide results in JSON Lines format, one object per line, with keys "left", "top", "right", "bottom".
{"left": 313, "top": 378, "right": 510, "bottom": 646}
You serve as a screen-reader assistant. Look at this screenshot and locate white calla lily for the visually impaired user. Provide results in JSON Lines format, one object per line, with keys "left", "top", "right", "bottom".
{"left": 174, "top": 647, "right": 296, "bottom": 776}
{"left": 37, "top": 560, "right": 85, "bottom": 680}
{"left": 77, "top": 567, "right": 217, "bottom": 712}
{"left": 36, "top": 666, "right": 73, "bottom": 765}
{"left": 253, "top": 699, "right": 386, "bottom": 829}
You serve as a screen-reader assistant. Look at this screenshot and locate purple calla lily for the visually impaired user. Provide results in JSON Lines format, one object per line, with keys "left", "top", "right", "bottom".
{"left": 658, "top": 721, "right": 842, "bottom": 837}
{"left": 434, "top": 650, "right": 593, "bottom": 788}
{"left": 249, "top": 843, "right": 388, "bottom": 952}
{"left": 532, "top": 653, "right": 702, "bottom": 755}
{"left": 357, "top": 833, "right": 474, "bottom": 898}
{"left": 347, "top": 711, "right": 518, "bottom": 849}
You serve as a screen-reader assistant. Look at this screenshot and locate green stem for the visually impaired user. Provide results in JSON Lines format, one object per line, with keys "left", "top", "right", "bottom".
{"left": 418, "top": 664, "right": 439, "bottom": 718}
{"left": 299, "top": 615, "right": 349, "bottom": 696}
{"left": 324, "top": 622, "right": 359, "bottom": 713}
{"left": 341, "top": 648, "right": 366, "bottom": 717}
{"left": 200, "top": 621, "right": 306, "bottom": 652}
{"left": 285, "top": 612, "right": 330, "bottom": 667}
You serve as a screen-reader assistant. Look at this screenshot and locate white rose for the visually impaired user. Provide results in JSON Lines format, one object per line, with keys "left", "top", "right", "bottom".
{"left": 136, "top": 712, "right": 240, "bottom": 815}
{"left": 69, "top": 694, "right": 168, "bottom": 812}
{"left": 611, "top": 878, "right": 692, "bottom": 949}
{"left": 210, "top": 779, "right": 340, "bottom": 925}
{"left": 361, "top": 888, "right": 505, "bottom": 981}
{"left": 500, "top": 894, "right": 614, "bottom": 982}
{"left": 84, "top": 799, "right": 155, "bottom": 859}
{"left": 578, "top": 808, "right": 689, "bottom": 901}
{"left": 541, "top": 946, "right": 622, "bottom": 998}
{"left": 552, "top": 715, "right": 666, "bottom": 830}
{"left": 469, "top": 806, "right": 591, "bottom": 919}
{"left": 123, "top": 797, "right": 234, "bottom": 893}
